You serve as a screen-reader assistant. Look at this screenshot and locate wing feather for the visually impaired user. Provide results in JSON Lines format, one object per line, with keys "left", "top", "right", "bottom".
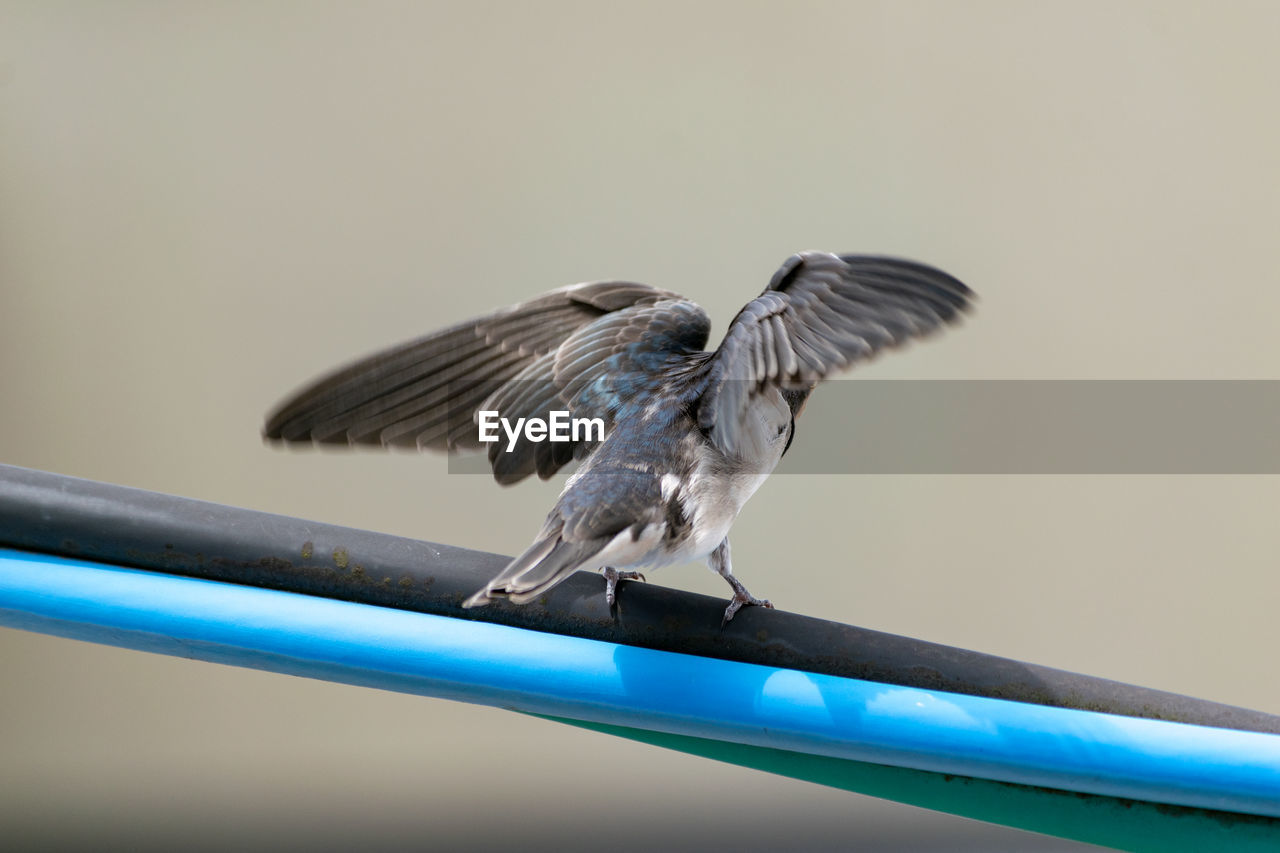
{"left": 263, "top": 281, "right": 688, "bottom": 482}
{"left": 698, "top": 252, "right": 974, "bottom": 455}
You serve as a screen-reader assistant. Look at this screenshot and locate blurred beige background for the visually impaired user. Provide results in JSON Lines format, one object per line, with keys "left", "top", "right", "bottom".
{"left": 2, "top": 2, "right": 1277, "bottom": 850}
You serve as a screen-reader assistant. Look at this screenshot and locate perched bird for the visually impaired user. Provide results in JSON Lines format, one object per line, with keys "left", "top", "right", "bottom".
{"left": 264, "top": 252, "right": 973, "bottom": 623}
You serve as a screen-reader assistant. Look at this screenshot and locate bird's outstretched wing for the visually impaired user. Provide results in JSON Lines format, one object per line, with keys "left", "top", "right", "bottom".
{"left": 263, "top": 281, "right": 708, "bottom": 483}
{"left": 484, "top": 296, "right": 710, "bottom": 483}
{"left": 697, "top": 252, "right": 974, "bottom": 456}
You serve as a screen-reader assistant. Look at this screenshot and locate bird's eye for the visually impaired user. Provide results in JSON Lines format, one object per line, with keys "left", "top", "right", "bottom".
{"left": 777, "top": 424, "right": 788, "bottom": 437}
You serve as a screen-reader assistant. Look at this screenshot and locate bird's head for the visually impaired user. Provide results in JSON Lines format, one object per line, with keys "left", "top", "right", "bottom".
{"left": 780, "top": 384, "right": 815, "bottom": 419}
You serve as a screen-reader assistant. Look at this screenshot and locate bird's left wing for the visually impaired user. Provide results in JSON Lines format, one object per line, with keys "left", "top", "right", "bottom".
{"left": 697, "top": 252, "right": 975, "bottom": 456}
{"left": 483, "top": 296, "right": 712, "bottom": 483}
{"left": 263, "top": 281, "right": 683, "bottom": 475}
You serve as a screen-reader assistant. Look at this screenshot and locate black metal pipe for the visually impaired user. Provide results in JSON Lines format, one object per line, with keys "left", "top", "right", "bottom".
{"left": 1, "top": 463, "right": 1275, "bottom": 734}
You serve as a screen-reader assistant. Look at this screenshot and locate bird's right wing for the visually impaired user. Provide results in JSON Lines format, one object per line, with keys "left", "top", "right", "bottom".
{"left": 698, "top": 252, "right": 975, "bottom": 456}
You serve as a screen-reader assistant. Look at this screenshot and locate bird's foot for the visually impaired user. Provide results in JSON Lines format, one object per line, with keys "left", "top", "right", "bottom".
{"left": 602, "top": 567, "right": 646, "bottom": 607}
{"left": 721, "top": 578, "right": 773, "bottom": 626}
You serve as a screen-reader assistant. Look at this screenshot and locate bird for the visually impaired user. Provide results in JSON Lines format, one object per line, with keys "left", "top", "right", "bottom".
{"left": 263, "top": 251, "right": 974, "bottom": 623}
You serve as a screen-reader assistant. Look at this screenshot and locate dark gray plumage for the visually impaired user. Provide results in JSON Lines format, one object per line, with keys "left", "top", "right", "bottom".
{"left": 264, "top": 252, "right": 974, "bottom": 622}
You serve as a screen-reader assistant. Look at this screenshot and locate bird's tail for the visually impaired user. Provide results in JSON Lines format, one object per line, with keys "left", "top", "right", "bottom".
{"left": 462, "top": 524, "right": 602, "bottom": 608}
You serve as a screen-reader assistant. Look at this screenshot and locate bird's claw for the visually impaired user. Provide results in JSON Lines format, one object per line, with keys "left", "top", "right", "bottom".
{"left": 602, "top": 568, "right": 646, "bottom": 607}
{"left": 721, "top": 592, "right": 773, "bottom": 626}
